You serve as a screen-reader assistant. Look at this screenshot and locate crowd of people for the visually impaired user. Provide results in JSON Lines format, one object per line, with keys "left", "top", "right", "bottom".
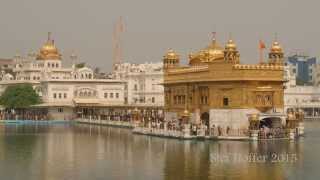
{"left": 258, "top": 126, "right": 286, "bottom": 139}
{"left": 144, "top": 118, "right": 249, "bottom": 137}
{"left": 0, "top": 111, "right": 49, "bottom": 120}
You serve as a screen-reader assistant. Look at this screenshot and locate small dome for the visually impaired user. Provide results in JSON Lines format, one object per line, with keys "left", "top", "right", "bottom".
{"left": 225, "top": 39, "right": 237, "bottom": 50}
{"left": 270, "top": 41, "right": 282, "bottom": 53}
{"left": 182, "top": 109, "right": 190, "bottom": 117}
{"left": 206, "top": 40, "right": 225, "bottom": 59}
{"left": 164, "top": 49, "right": 179, "bottom": 60}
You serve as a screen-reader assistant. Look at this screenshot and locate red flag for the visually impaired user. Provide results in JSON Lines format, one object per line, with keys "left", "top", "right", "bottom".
{"left": 259, "top": 40, "right": 266, "bottom": 49}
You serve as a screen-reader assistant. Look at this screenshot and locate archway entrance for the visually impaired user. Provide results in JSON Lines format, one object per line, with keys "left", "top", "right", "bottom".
{"left": 259, "top": 117, "right": 282, "bottom": 129}
{"left": 201, "top": 112, "right": 210, "bottom": 127}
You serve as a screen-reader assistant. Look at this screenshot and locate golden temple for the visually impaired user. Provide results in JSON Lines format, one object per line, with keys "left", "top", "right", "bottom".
{"left": 162, "top": 34, "right": 287, "bottom": 132}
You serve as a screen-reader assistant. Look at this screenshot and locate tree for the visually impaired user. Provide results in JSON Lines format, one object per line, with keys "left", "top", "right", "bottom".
{"left": 75, "top": 62, "right": 86, "bottom": 69}
{"left": 0, "top": 84, "right": 41, "bottom": 109}
{"left": 94, "top": 67, "right": 100, "bottom": 78}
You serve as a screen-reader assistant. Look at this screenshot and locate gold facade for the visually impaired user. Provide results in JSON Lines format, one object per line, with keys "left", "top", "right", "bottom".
{"left": 163, "top": 36, "right": 285, "bottom": 116}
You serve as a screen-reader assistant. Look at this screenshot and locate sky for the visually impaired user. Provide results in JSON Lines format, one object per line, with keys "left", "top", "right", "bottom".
{"left": 0, "top": 0, "right": 319, "bottom": 71}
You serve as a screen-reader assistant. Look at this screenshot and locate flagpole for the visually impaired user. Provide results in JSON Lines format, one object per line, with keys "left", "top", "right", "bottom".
{"left": 259, "top": 40, "right": 265, "bottom": 64}
{"left": 260, "top": 47, "right": 263, "bottom": 64}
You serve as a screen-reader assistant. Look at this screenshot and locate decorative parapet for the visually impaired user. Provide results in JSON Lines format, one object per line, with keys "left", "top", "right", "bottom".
{"left": 233, "top": 64, "right": 283, "bottom": 70}
{"left": 167, "top": 65, "right": 209, "bottom": 74}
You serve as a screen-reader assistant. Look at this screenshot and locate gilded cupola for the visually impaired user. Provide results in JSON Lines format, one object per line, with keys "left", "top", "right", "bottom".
{"left": 224, "top": 38, "right": 240, "bottom": 64}
{"left": 163, "top": 49, "right": 180, "bottom": 69}
{"left": 268, "top": 39, "right": 284, "bottom": 65}
{"left": 36, "top": 32, "right": 62, "bottom": 60}
{"left": 225, "top": 39, "right": 237, "bottom": 51}
{"left": 270, "top": 41, "right": 283, "bottom": 53}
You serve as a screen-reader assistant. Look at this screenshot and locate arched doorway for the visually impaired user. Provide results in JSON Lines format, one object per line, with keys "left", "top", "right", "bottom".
{"left": 259, "top": 117, "right": 282, "bottom": 129}
{"left": 201, "top": 112, "right": 210, "bottom": 127}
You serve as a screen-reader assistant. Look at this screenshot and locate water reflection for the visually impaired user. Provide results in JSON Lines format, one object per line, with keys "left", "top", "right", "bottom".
{"left": 0, "top": 122, "right": 317, "bottom": 180}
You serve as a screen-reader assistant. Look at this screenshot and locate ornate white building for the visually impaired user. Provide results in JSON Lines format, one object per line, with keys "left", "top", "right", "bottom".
{"left": 113, "top": 62, "right": 164, "bottom": 107}
{"left": 0, "top": 33, "right": 125, "bottom": 120}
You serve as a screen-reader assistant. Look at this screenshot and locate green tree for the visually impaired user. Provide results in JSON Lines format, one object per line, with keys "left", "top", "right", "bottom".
{"left": 0, "top": 84, "right": 41, "bottom": 109}
{"left": 75, "top": 62, "right": 86, "bottom": 69}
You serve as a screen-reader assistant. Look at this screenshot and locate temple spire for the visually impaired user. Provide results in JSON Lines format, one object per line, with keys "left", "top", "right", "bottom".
{"left": 211, "top": 32, "right": 216, "bottom": 41}
{"left": 48, "top": 32, "right": 51, "bottom": 42}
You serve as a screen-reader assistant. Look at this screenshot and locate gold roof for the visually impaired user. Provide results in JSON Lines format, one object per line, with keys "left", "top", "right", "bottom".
{"left": 36, "top": 32, "right": 62, "bottom": 60}
{"left": 163, "top": 49, "right": 179, "bottom": 60}
{"left": 189, "top": 39, "right": 224, "bottom": 65}
{"left": 270, "top": 41, "right": 282, "bottom": 53}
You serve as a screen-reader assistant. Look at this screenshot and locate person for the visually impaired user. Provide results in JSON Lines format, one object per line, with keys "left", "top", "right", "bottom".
{"left": 211, "top": 125, "right": 215, "bottom": 136}
{"left": 192, "top": 124, "right": 197, "bottom": 135}
{"left": 226, "top": 126, "right": 230, "bottom": 135}
{"left": 204, "top": 124, "right": 208, "bottom": 136}
{"left": 218, "top": 126, "right": 222, "bottom": 136}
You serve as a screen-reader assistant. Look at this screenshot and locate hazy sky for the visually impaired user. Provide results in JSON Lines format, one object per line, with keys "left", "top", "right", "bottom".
{"left": 0, "top": 0, "right": 319, "bottom": 71}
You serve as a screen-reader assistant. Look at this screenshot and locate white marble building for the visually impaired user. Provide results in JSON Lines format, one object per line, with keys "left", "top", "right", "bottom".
{"left": 0, "top": 34, "right": 125, "bottom": 120}
{"left": 283, "top": 63, "right": 320, "bottom": 119}
{"left": 113, "top": 62, "right": 164, "bottom": 107}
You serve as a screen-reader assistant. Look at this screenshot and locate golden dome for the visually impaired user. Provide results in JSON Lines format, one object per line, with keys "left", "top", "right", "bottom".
{"left": 163, "top": 49, "right": 179, "bottom": 60}
{"left": 36, "top": 32, "right": 61, "bottom": 60}
{"left": 182, "top": 109, "right": 190, "bottom": 117}
{"left": 225, "top": 39, "right": 237, "bottom": 50}
{"left": 205, "top": 40, "right": 224, "bottom": 58}
{"left": 189, "top": 39, "right": 224, "bottom": 65}
{"left": 270, "top": 41, "right": 282, "bottom": 53}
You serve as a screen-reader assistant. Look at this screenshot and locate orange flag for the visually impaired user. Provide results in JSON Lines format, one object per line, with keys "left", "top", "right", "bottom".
{"left": 259, "top": 40, "right": 266, "bottom": 49}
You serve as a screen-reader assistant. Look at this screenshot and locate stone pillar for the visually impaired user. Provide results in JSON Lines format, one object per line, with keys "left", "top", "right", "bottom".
{"left": 298, "top": 122, "right": 304, "bottom": 136}
{"left": 288, "top": 129, "right": 295, "bottom": 140}
{"left": 183, "top": 124, "right": 191, "bottom": 138}
{"left": 250, "top": 130, "right": 259, "bottom": 141}
{"left": 148, "top": 121, "right": 151, "bottom": 129}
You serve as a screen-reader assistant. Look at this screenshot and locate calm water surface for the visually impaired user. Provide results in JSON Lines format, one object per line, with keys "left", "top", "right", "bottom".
{"left": 0, "top": 121, "right": 319, "bottom": 180}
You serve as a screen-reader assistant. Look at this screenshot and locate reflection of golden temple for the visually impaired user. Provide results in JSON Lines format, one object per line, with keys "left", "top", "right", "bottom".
{"left": 36, "top": 32, "right": 62, "bottom": 60}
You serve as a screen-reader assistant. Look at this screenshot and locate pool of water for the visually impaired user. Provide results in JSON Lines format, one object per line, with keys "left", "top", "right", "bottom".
{"left": 0, "top": 121, "right": 319, "bottom": 180}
